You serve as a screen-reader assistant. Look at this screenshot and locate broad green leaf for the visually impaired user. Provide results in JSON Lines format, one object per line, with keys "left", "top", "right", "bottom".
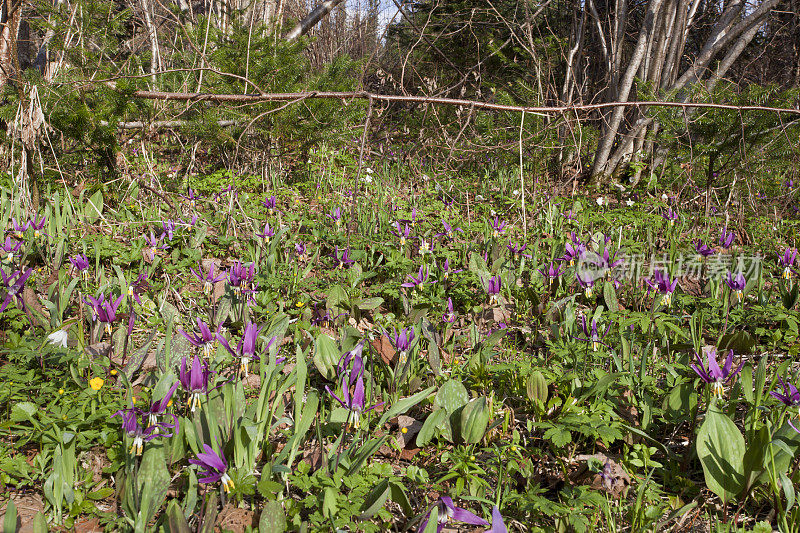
{"left": 695, "top": 401, "right": 745, "bottom": 503}
{"left": 359, "top": 479, "right": 390, "bottom": 519}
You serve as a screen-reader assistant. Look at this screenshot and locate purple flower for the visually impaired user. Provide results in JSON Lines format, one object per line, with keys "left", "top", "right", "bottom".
{"left": 180, "top": 354, "right": 212, "bottom": 412}
{"left": 436, "top": 220, "right": 463, "bottom": 240}
{"left": 326, "top": 207, "right": 342, "bottom": 226}
{"left": 332, "top": 246, "right": 355, "bottom": 268}
{"left": 84, "top": 293, "right": 124, "bottom": 334}
{"left": 489, "top": 507, "right": 507, "bottom": 533}
{"left": 295, "top": 242, "right": 308, "bottom": 260}
{"left": 228, "top": 261, "right": 255, "bottom": 293}
{"left": 178, "top": 318, "right": 221, "bottom": 358}
{"left": 262, "top": 195, "right": 277, "bottom": 212}
{"left": 559, "top": 236, "right": 587, "bottom": 266}
{"left": 143, "top": 232, "right": 168, "bottom": 261}
{"left": 112, "top": 406, "right": 175, "bottom": 456}
{"left": 1, "top": 237, "right": 22, "bottom": 262}
{"left": 189, "top": 443, "right": 234, "bottom": 492}
{"left": 724, "top": 271, "right": 747, "bottom": 302}
{"left": 418, "top": 496, "right": 488, "bottom": 533}
{"left": 576, "top": 270, "right": 597, "bottom": 298}
{"left": 11, "top": 217, "right": 28, "bottom": 236}
{"left": 490, "top": 217, "right": 507, "bottom": 238}
{"left": 191, "top": 263, "right": 227, "bottom": 296}
{"left": 0, "top": 267, "right": 32, "bottom": 313}
{"left": 442, "top": 298, "right": 456, "bottom": 323}
{"left": 144, "top": 382, "right": 179, "bottom": 427}
{"left": 69, "top": 253, "right": 89, "bottom": 274}
{"left": 574, "top": 315, "right": 611, "bottom": 351}
{"left": 400, "top": 207, "right": 418, "bottom": 226}
{"left": 385, "top": 326, "right": 415, "bottom": 366}
{"left": 662, "top": 208, "right": 678, "bottom": 226}
{"left": 507, "top": 242, "right": 532, "bottom": 259}
{"left": 402, "top": 266, "right": 434, "bottom": 291}
{"left": 690, "top": 348, "right": 743, "bottom": 398}
{"left": 645, "top": 269, "right": 678, "bottom": 306}
{"left": 562, "top": 210, "right": 577, "bottom": 221}
{"left": 255, "top": 222, "right": 275, "bottom": 241}
{"left": 771, "top": 376, "right": 800, "bottom": 407}
{"left": 162, "top": 219, "right": 176, "bottom": 241}
{"left": 28, "top": 214, "right": 47, "bottom": 238}
{"left": 217, "top": 322, "right": 277, "bottom": 376}
{"left": 538, "top": 262, "right": 564, "bottom": 284}
{"left": 391, "top": 221, "right": 412, "bottom": 247}
{"left": 325, "top": 344, "right": 381, "bottom": 428}
{"left": 778, "top": 248, "right": 797, "bottom": 280}
{"left": 719, "top": 228, "right": 735, "bottom": 249}
{"left": 128, "top": 272, "right": 149, "bottom": 305}
{"left": 440, "top": 259, "right": 463, "bottom": 282}
{"left": 181, "top": 189, "right": 200, "bottom": 206}
{"left": 695, "top": 239, "right": 716, "bottom": 258}
{"left": 484, "top": 274, "right": 501, "bottom": 303}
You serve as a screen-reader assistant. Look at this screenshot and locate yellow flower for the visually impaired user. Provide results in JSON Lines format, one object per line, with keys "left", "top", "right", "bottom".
{"left": 89, "top": 377, "right": 104, "bottom": 391}
{"left": 110, "top": 369, "right": 118, "bottom": 376}
{"left": 58, "top": 388, "right": 64, "bottom": 395}
{"left": 401, "top": 427, "right": 408, "bottom": 434}
{"left": 296, "top": 301, "right": 305, "bottom": 308}
{"left": 132, "top": 396, "right": 137, "bottom": 404}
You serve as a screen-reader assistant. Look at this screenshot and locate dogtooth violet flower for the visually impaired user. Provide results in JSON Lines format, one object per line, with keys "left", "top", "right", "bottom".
{"left": 84, "top": 292, "right": 124, "bottom": 335}
{"left": 180, "top": 188, "right": 200, "bottom": 207}
{"left": 488, "top": 507, "right": 507, "bottom": 533}
{"left": 490, "top": 217, "right": 507, "bottom": 238}
{"left": 574, "top": 315, "right": 612, "bottom": 352}
{"left": 1, "top": 237, "right": 21, "bottom": 262}
{"left": 484, "top": 274, "right": 501, "bottom": 304}
{"left": 391, "top": 221, "right": 412, "bottom": 247}
{"left": 28, "top": 214, "right": 47, "bottom": 238}
{"left": 325, "top": 344, "right": 382, "bottom": 428}
{"left": 645, "top": 269, "right": 678, "bottom": 306}
{"left": 162, "top": 219, "right": 176, "bottom": 241}
{"left": 576, "top": 270, "right": 597, "bottom": 298}
{"left": 295, "top": 242, "right": 308, "bottom": 261}
{"left": 402, "top": 265, "right": 434, "bottom": 291}
{"left": 191, "top": 262, "right": 227, "bottom": 296}
{"left": 128, "top": 272, "right": 149, "bottom": 304}
{"left": 771, "top": 376, "right": 800, "bottom": 407}
{"left": 384, "top": 326, "right": 415, "bottom": 366}
{"left": 228, "top": 261, "right": 255, "bottom": 294}
{"left": 262, "top": 195, "right": 277, "bottom": 212}
{"left": 724, "top": 271, "right": 747, "bottom": 302}
{"left": 332, "top": 246, "right": 355, "bottom": 268}
{"left": 442, "top": 297, "right": 456, "bottom": 323}
{"left": 112, "top": 406, "right": 176, "bottom": 456}
{"left": 538, "top": 262, "right": 564, "bottom": 285}
{"left": 189, "top": 443, "right": 235, "bottom": 492}
{"left": 440, "top": 259, "right": 463, "bottom": 281}
{"left": 179, "top": 318, "right": 221, "bottom": 358}
{"left": 255, "top": 222, "right": 275, "bottom": 242}
{"left": 218, "top": 322, "right": 279, "bottom": 376}
{"left": 144, "top": 382, "right": 180, "bottom": 427}
{"left": 507, "top": 242, "right": 532, "bottom": 259}
{"left": 436, "top": 220, "right": 463, "bottom": 240}
{"left": 11, "top": 217, "right": 28, "bottom": 237}
{"left": 418, "top": 496, "right": 489, "bottom": 533}
{"left": 719, "top": 228, "right": 735, "bottom": 249}
{"left": 662, "top": 208, "right": 678, "bottom": 226}
{"left": 180, "top": 354, "right": 212, "bottom": 412}
{"left": 778, "top": 248, "right": 797, "bottom": 280}
{"left": 695, "top": 239, "right": 716, "bottom": 258}
{"left": 326, "top": 207, "right": 342, "bottom": 227}
{"left": 69, "top": 253, "right": 90, "bottom": 279}
{"left": 691, "top": 348, "right": 743, "bottom": 399}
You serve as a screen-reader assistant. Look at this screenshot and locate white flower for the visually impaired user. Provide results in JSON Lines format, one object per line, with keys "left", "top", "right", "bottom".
{"left": 661, "top": 193, "right": 669, "bottom": 201}
{"left": 365, "top": 167, "right": 374, "bottom": 175}
{"left": 626, "top": 199, "right": 635, "bottom": 207}
{"left": 361, "top": 175, "right": 373, "bottom": 183}
{"left": 47, "top": 329, "right": 68, "bottom": 348}
{"left": 475, "top": 195, "right": 484, "bottom": 201}
{"left": 513, "top": 189, "right": 520, "bottom": 196}
{"left": 596, "top": 197, "right": 605, "bottom": 206}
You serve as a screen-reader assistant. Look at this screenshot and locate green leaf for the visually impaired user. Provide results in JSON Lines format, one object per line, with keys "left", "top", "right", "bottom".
{"left": 322, "top": 487, "right": 338, "bottom": 519}
{"left": 543, "top": 426, "right": 571, "bottom": 447}
{"left": 84, "top": 190, "right": 104, "bottom": 224}
{"left": 377, "top": 387, "right": 436, "bottom": 429}
{"left": 164, "top": 499, "right": 191, "bottom": 533}
{"left": 354, "top": 297, "right": 384, "bottom": 310}
{"left": 695, "top": 401, "right": 746, "bottom": 503}
{"left": 603, "top": 281, "right": 618, "bottom": 312}
{"left": 3, "top": 499, "right": 17, "bottom": 533}
{"left": 31, "top": 512, "right": 47, "bottom": 533}
{"left": 347, "top": 436, "right": 387, "bottom": 475}
{"left": 11, "top": 402, "right": 37, "bottom": 423}
{"left": 327, "top": 284, "right": 349, "bottom": 310}
{"left": 435, "top": 380, "right": 469, "bottom": 414}
{"left": 258, "top": 501, "right": 287, "bottom": 533}
{"left": 313, "top": 334, "right": 339, "bottom": 381}
{"left": 359, "top": 479, "right": 390, "bottom": 519}
{"left": 458, "top": 397, "right": 491, "bottom": 444}
{"left": 422, "top": 505, "right": 439, "bottom": 533}
{"left": 417, "top": 409, "right": 448, "bottom": 447}
{"left": 781, "top": 471, "right": 795, "bottom": 511}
